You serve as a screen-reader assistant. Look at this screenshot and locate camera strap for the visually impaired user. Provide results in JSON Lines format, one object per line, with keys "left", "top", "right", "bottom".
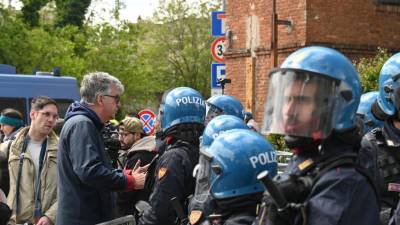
{"left": 15, "top": 135, "right": 47, "bottom": 221}
{"left": 15, "top": 135, "right": 30, "bottom": 216}
{"left": 33, "top": 138, "right": 48, "bottom": 221}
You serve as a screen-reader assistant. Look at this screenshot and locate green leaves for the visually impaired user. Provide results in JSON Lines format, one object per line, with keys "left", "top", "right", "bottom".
{"left": 0, "top": 11, "right": 85, "bottom": 76}
{"left": 144, "top": 0, "right": 217, "bottom": 98}
{"left": 54, "top": 0, "right": 91, "bottom": 28}
{"left": 355, "top": 47, "right": 391, "bottom": 93}
{"left": 0, "top": 0, "right": 219, "bottom": 115}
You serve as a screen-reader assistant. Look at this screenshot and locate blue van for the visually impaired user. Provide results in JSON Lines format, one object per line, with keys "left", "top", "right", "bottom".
{"left": 0, "top": 64, "right": 80, "bottom": 123}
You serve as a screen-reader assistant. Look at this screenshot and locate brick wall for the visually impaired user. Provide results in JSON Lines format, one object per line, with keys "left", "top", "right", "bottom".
{"left": 225, "top": 0, "right": 400, "bottom": 122}
{"left": 307, "top": 0, "right": 400, "bottom": 49}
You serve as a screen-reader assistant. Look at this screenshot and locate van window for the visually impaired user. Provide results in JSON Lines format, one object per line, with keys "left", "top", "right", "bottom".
{"left": 0, "top": 97, "right": 27, "bottom": 124}
{"left": 375, "top": 0, "right": 400, "bottom": 4}
{"left": 55, "top": 99, "right": 74, "bottom": 118}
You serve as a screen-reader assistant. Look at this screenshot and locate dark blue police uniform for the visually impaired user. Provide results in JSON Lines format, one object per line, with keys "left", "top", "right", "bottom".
{"left": 359, "top": 121, "right": 400, "bottom": 224}
{"left": 265, "top": 144, "right": 380, "bottom": 225}
{"left": 138, "top": 140, "right": 199, "bottom": 225}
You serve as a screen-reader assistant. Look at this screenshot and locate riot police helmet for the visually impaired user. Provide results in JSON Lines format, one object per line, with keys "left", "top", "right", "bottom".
{"left": 194, "top": 129, "right": 277, "bottom": 201}
{"left": 261, "top": 46, "right": 361, "bottom": 140}
{"left": 205, "top": 95, "right": 245, "bottom": 125}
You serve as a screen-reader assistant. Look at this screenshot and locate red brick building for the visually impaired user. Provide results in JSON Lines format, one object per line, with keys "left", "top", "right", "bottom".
{"left": 224, "top": 0, "right": 400, "bottom": 122}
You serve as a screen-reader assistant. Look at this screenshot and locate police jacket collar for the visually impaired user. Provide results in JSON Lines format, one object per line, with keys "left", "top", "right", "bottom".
{"left": 167, "top": 138, "right": 194, "bottom": 151}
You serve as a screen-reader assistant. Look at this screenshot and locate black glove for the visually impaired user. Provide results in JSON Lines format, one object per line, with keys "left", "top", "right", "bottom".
{"left": 266, "top": 201, "right": 297, "bottom": 225}
{"left": 0, "top": 202, "right": 11, "bottom": 225}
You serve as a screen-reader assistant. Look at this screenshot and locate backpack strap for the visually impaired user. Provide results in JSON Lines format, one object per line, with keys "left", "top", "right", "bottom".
{"left": 15, "top": 135, "right": 30, "bottom": 215}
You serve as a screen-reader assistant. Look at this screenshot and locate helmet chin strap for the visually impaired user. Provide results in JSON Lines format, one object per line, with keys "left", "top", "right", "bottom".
{"left": 371, "top": 100, "right": 390, "bottom": 121}
{"left": 284, "top": 135, "right": 321, "bottom": 155}
{"left": 283, "top": 116, "right": 322, "bottom": 155}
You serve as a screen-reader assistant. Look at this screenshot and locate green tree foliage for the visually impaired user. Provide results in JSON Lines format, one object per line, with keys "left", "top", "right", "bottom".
{"left": 83, "top": 22, "right": 152, "bottom": 110}
{"left": 55, "top": 0, "right": 91, "bottom": 27}
{"left": 267, "top": 134, "right": 289, "bottom": 151}
{"left": 20, "top": 0, "right": 48, "bottom": 27}
{"left": 142, "top": 0, "right": 219, "bottom": 98}
{"left": 0, "top": 0, "right": 219, "bottom": 112}
{"left": 355, "top": 48, "right": 391, "bottom": 92}
{"left": 0, "top": 9, "right": 86, "bottom": 75}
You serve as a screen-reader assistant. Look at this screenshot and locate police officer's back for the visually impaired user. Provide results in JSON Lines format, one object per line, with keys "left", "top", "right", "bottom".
{"left": 138, "top": 87, "right": 206, "bottom": 225}
{"left": 358, "top": 52, "right": 400, "bottom": 225}
{"left": 256, "top": 46, "right": 379, "bottom": 225}
{"left": 188, "top": 115, "right": 250, "bottom": 225}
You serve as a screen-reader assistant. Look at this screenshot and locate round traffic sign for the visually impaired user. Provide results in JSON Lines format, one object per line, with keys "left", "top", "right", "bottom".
{"left": 211, "top": 37, "right": 226, "bottom": 62}
{"left": 138, "top": 109, "right": 156, "bottom": 135}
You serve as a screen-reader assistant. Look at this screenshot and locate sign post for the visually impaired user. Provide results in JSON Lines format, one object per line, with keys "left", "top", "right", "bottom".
{"left": 211, "top": 11, "right": 226, "bottom": 96}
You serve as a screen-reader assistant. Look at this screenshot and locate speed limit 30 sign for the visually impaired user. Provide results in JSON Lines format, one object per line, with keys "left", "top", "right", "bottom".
{"left": 211, "top": 37, "right": 226, "bottom": 62}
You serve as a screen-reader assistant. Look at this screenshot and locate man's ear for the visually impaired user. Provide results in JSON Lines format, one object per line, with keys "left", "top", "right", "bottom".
{"left": 30, "top": 110, "right": 36, "bottom": 121}
{"left": 95, "top": 95, "right": 104, "bottom": 106}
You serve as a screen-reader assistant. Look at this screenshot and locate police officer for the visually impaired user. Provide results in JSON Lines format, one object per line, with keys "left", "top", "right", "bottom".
{"left": 188, "top": 115, "right": 250, "bottom": 225}
{"left": 205, "top": 95, "right": 245, "bottom": 125}
{"left": 356, "top": 91, "right": 383, "bottom": 135}
{"left": 358, "top": 52, "right": 400, "bottom": 225}
{"left": 257, "top": 46, "right": 379, "bottom": 225}
{"left": 191, "top": 129, "right": 277, "bottom": 225}
{"left": 137, "top": 87, "right": 206, "bottom": 225}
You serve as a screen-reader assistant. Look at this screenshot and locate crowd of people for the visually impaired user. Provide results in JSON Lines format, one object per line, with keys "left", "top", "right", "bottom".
{"left": 0, "top": 46, "right": 400, "bottom": 225}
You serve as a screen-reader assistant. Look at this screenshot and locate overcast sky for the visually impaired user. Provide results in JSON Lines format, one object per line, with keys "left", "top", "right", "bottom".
{"left": 89, "top": 0, "right": 160, "bottom": 23}
{"left": 2, "top": 0, "right": 219, "bottom": 24}
{"left": 1, "top": 0, "right": 160, "bottom": 23}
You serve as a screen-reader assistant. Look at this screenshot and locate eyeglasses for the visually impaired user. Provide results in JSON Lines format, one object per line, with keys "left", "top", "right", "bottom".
{"left": 118, "top": 131, "right": 132, "bottom": 137}
{"left": 38, "top": 111, "right": 59, "bottom": 120}
{"left": 103, "top": 94, "right": 120, "bottom": 103}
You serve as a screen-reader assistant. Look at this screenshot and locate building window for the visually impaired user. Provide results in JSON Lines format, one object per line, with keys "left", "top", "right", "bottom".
{"left": 375, "top": 0, "right": 400, "bottom": 5}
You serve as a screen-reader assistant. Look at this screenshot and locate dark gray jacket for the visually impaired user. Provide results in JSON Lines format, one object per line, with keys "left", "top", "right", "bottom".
{"left": 359, "top": 121, "right": 400, "bottom": 225}
{"left": 57, "top": 102, "right": 127, "bottom": 225}
{"left": 280, "top": 145, "right": 379, "bottom": 225}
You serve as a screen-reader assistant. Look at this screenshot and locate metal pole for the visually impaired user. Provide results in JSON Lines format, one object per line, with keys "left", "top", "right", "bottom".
{"left": 271, "top": 0, "right": 278, "bottom": 68}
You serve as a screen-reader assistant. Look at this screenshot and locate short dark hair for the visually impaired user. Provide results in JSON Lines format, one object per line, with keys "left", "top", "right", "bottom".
{"left": 31, "top": 96, "right": 58, "bottom": 111}
{"left": 1, "top": 108, "right": 23, "bottom": 120}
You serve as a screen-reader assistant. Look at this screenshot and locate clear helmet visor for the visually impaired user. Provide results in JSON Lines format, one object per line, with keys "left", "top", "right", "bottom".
{"left": 392, "top": 79, "right": 400, "bottom": 113}
{"left": 261, "top": 69, "right": 338, "bottom": 139}
{"left": 193, "top": 153, "right": 212, "bottom": 203}
{"left": 157, "top": 89, "right": 172, "bottom": 130}
{"left": 205, "top": 104, "right": 223, "bottom": 125}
